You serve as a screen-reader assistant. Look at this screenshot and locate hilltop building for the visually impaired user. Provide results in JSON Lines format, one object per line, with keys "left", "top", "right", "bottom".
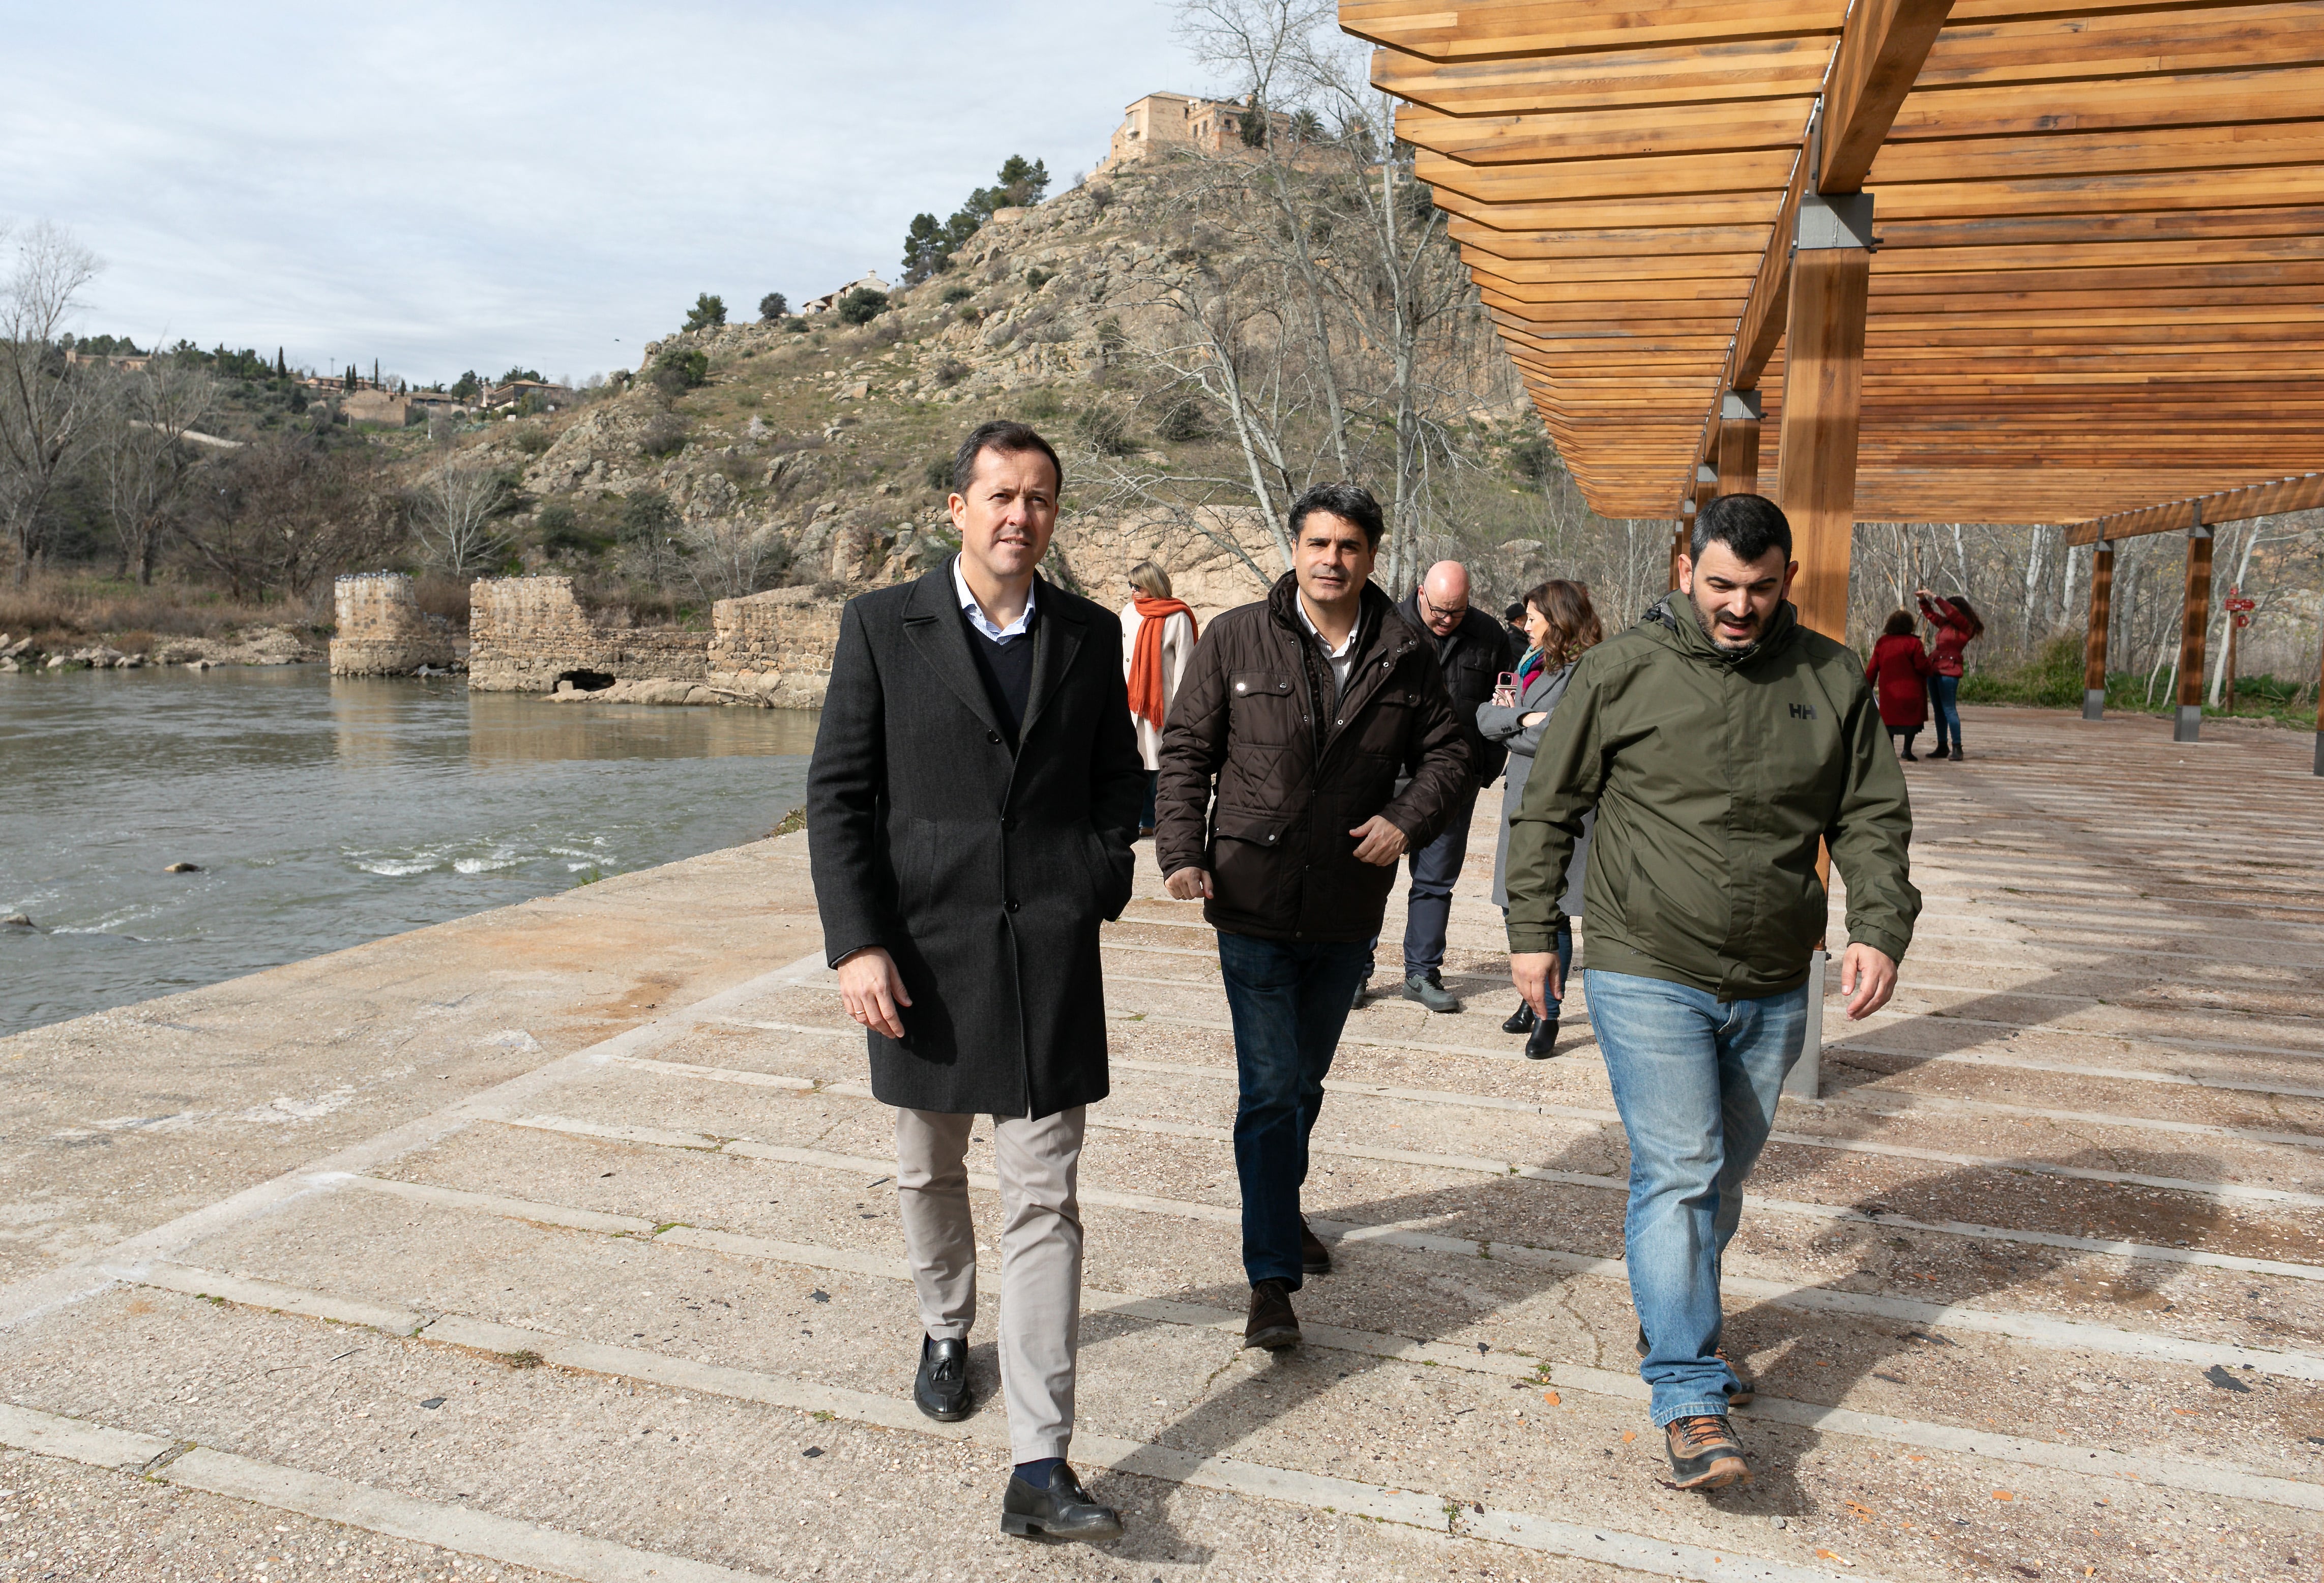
{"left": 1096, "top": 92, "right": 1292, "bottom": 172}
{"left": 800, "top": 271, "right": 893, "bottom": 315}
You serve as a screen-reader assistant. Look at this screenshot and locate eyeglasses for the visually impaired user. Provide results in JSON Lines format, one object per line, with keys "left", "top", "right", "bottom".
{"left": 1418, "top": 591, "right": 1468, "bottom": 621}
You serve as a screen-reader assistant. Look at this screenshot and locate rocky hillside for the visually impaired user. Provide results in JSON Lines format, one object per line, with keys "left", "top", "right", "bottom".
{"left": 451, "top": 162, "right": 1545, "bottom": 629}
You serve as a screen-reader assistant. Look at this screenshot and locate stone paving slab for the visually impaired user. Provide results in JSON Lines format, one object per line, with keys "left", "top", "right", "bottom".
{"left": 5, "top": 706, "right": 2324, "bottom": 1582}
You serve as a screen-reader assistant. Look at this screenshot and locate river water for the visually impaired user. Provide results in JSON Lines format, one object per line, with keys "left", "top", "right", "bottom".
{"left": 0, "top": 666, "right": 817, "bottom": 1037}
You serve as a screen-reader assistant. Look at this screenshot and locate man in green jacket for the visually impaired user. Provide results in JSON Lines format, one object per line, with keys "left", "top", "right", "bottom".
{"left": 1505, "top": 492, "right": 1918, "bottom": 1492}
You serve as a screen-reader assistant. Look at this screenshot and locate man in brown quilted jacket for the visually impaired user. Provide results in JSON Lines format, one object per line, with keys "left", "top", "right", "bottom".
{"left": 1155, "top": 482, "right": 1470, "bottom": 1349}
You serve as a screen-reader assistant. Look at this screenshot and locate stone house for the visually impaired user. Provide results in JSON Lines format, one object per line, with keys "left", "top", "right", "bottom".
{"left": 800, "top": 271, "right": 892, "bottom": 316}
{"left": 1096, "top": 92, "right": 1291, "bottom": 171}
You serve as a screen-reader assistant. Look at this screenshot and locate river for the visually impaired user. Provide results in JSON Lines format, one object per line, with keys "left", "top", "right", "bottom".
{"left": 0, "top": 665, "right": 817, "bottom": 1037}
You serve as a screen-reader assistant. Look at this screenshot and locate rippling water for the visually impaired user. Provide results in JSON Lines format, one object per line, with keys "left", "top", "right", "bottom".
{"left": 0, "top": 666, "right": 816, "bottom": 1036}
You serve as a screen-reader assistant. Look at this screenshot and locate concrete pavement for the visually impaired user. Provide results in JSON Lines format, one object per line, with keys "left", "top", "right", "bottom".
{"left": 3, "top": 705, "right": 2319, "bottom": 1581}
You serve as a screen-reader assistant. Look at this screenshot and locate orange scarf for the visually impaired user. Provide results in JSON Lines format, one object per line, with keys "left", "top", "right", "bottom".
{"left": 1128, "top": 596, "right": 1196, "bottom": 729}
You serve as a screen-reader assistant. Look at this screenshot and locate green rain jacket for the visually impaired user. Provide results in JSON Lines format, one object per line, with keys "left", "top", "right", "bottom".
{"left": 1504, "top": 592, "right": 1918, "bottom": 999}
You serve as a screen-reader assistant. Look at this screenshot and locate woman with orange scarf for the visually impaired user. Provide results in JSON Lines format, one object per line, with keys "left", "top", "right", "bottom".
{"left": 1119, "top": 560, "right": 1198, "bottom": 837}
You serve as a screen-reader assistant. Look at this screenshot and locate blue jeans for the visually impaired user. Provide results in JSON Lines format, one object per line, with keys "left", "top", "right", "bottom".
{"left": 1399, "top": 786, "right": 1478, "bottom": 978}
{"left": 1584, "top": 968, "right": 1809, "bottom": 1425}
{"left": 1216, "top": 931, "right": 1372, "bottom": 1290}
{"left": 1929, "top": 674, "right": 1961, "bottom": 752}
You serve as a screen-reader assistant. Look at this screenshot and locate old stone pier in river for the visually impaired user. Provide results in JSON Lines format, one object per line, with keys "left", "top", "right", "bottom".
{"left": 2, "top": 708, "right": 2318, "bottom": 1581}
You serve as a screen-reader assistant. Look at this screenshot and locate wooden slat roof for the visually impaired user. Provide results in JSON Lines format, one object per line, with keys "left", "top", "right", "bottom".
{"left": 1346, "top": 0, "right": 2324, "bottom": 529}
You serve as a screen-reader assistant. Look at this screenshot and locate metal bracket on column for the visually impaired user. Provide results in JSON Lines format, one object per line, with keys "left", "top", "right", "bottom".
{"left": 1680, "top": 498, "right": 1696, "bottom": 515}
{"left": 1721, "top": 390, "right": 1762, "bottom": 422}
{"left": 1797, "top": 189, "right": 1876, "bottom": 251}
{"left": 1696, "top": 464, "right": 1718, "bottom": 485}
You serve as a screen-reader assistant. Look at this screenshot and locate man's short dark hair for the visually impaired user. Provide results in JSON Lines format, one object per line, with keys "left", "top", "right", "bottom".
{"left": 1287, "top": 481, "right": 1385, "bottom": 550}
{"left": 951, "top": 419, "right": 1063, "bottom": 497}
{"left": 1690, "top": 492, "right": 1792, "bottom": 566}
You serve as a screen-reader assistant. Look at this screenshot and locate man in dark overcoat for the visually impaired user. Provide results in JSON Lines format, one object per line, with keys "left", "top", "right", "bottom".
{"left": 806, "top": 420, "right": 1145, "bottom": 1544}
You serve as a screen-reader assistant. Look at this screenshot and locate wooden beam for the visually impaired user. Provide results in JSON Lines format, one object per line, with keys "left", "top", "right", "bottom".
{"left": 2063, "top": 471, "right": 2324, "bottom": 545}
{"left": 1717, "top": 391, "right": 1763, "bottom": 494}
{"left": 2174, "top": 523, "right": 2215, "bottom": 743}
{"left": 1821, "top": 0, "right": 1955, "bottom": 192}
{"left": 2081, "top": 543, "right": 2113, "bottom": 719}
{"left": 1775, "top": 246, "right": 1872, "bottom": 644}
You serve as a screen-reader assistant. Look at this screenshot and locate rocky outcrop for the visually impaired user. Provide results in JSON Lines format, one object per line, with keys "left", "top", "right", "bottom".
{"left": 329, "top": 574, "right": 456, "bottom": 676}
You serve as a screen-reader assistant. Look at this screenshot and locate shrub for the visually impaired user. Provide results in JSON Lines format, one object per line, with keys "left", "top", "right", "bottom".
{"left": 837, "top": 287, "right": 889, "bottom": 326}
{"left": 871, "top": 318, "right": 904, "bottom": 346}
{"left": 684, "top": 292, "right": 727, "bottom": 332}
{"left": 785, "top": 317, "right": 810, "bottom": 334}
{"left": 924, "top": 457, "right": 953, "bottom": 491}
{"left": 510, "top": 425, "right": 553, "bottom": 455}
{"left": 1025, "top": 268, "right": 1054, "bottom": 291}
{"left": 1508, "top": 435, "right": 1557, "bottom": 486}
{"left": 650, "top": 347, "right": 709, "bottom": 398}
{"left": 636, "top": 412, "right": 690, "bottom": 458}
{"left": 1156, "top": 398, "right": 1209, "bottom": 443}
{"left": 1959, "top": 635, "right": 2082, "bottom": 709}
{"left": 931, "top": 358, "right": 968, "bottom": 388}
{"left": 940, "top": 285, "right": 975, "bottom": 305}
{"left": 1096, "top": 317, "right": 1127, "bottom": 359}
{"left": 758, "top": 291, "right": 787, "bottom": 320}
{"left": 1075, "top": 403, "right": 1133, "bottom": 456}
{"left": 1020, "top": 387, "right": 1066, "bottom": 421}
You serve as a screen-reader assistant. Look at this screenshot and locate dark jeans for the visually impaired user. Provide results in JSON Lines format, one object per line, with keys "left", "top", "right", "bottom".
{"left": 1929, "top": 675, "right": 1961, "bottom": 752}
{"left": 1139, "top": 769, "right": 1157, "bottom": 831}
{"left": 1216, "top": 930, "right": 1372, "bottom": 1290}
{"left": 1399, "top": 786, "right": 1479, "bottom": 978}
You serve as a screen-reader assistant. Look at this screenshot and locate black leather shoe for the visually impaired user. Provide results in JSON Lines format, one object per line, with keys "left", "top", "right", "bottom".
{"left": 1000, "top": 1464, "right": 1123, "bottom": 1544}
{"left": 1300, "top": 1216, "right": 1331, "bottom": 1275}
{"left": 1523, "top": 1015, "right": 1560, "bottom": 1060}
{"left": 1244, "top": 1279, "right": 1300, "bottom": 1349}
{"left": 1502, "top": 1003, "right": 1537, "bottom": 1034}
{"left": 914, "top": 1335, "right": 970, "bottom": 1422}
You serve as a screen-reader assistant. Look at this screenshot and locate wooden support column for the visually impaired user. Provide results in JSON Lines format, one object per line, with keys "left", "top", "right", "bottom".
{"left": 1718, "top": 391, "right": 1761, "bottom": 496}
{"left": 2081, "top": 542, "right": 2113, "bottom": 720}
{"left": 2312, "top": 618, "right": 2324, "bottom": 776}
{"left": 1774, "top": 193, "right": 1873, "bottom": 645}
{"left": 2174, "top": 517, "right": 2214, "bottom": 743}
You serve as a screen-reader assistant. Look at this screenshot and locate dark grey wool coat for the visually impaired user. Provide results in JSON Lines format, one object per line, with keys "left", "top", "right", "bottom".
{"left": 807, "top": 560, "right": 1147, "bottom": 1119}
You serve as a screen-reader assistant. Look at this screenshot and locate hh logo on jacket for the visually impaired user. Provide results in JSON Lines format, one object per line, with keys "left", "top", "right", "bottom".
{"left": 1789, "top": 702, "right": 1817, "bottom": 720}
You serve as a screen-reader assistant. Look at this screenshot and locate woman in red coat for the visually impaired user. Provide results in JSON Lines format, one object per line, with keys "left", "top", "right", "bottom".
{"left": 1916, "top": 588, "right": 1983, "bottom": 760}
{"left": 1865, "top": 610, "right": 1934, "bottom": 760}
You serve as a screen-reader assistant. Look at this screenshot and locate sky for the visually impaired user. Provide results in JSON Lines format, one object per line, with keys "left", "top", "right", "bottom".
{"left": 1, "top": 2, "right": 1217, "bottom": 388}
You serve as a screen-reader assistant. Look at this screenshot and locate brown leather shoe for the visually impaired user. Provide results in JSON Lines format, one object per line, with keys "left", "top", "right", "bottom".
{"left": 1244, "top": 1279, "right": 1300, "bottom": 1349}
{"left": 1664, "top": 1415, "right": 1750, "bottom": 1490}
{"left": 1299, "top": 1216, "right": 1331, "bottom": 1275}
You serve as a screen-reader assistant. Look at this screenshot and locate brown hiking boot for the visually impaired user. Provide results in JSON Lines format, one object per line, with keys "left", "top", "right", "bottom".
{"left": 1664, "top": 1415, "right": 1750, "bottom": 1490}
{"left": 1244, "top": 1279, "right": 1300, "bottom": 1350}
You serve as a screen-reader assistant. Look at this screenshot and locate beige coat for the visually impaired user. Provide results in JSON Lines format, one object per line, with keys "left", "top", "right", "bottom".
{"left": 1117, "top": 601, "right": 1196, "bottom": 770}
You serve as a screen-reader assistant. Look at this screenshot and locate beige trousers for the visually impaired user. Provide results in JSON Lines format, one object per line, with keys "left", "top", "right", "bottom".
{"left": 894, "top": 1105, "right": 1086, "bottom": 1462}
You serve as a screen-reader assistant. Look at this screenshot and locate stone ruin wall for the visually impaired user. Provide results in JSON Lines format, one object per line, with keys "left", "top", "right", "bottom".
{"left": 705, "top": 587, "right": 843, "bottom": 709}
{"left": 329, "top": 574, "right": 455, "bottom": 676}
{"left": 466, "top": 575, "right": 710, "bottom": 692}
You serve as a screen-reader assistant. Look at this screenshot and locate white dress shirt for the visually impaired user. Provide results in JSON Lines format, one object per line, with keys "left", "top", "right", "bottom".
{"left": 952, "top": 554, "right": 1036, "bottom": 646}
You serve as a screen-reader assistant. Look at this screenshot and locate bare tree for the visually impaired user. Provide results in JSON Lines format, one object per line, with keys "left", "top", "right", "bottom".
{"left": 96, "top": 356, "right": 219, "bottom": 583}
{"left": 681, "top": 514, "right": 788, "bottom": 600}
{"left": 0, "top": 221, "right": 104, "bottom": 584}
{"left": 179, "top": 437, "right": 399, "bottom": 602}
{"left": 413, "top": 457, "right": 510, "bottom": 576}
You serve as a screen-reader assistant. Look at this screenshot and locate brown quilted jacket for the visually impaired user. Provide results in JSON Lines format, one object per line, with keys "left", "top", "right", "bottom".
{"left": 1154, "top": 573, "right": 1472, "bottom": 942}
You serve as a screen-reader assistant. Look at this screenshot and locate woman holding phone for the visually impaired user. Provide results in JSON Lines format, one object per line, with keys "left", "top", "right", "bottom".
{"left": 1476, "top": 579, "right": 1601, "bottom": 1058}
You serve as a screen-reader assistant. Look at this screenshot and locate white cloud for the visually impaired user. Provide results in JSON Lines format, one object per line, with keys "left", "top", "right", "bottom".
{"left": 2, "top": 1, "right": 1216, "bottom": 385}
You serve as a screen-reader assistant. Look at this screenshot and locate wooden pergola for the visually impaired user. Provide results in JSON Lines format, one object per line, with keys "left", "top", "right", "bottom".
{"left": 1344, "top": 0, "right": 2324, "bottom": 767}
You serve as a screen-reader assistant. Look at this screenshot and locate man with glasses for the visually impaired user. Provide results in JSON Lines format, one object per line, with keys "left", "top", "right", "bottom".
{"left": 1361, "top": 560, "right": 1511, "bottom": 1012}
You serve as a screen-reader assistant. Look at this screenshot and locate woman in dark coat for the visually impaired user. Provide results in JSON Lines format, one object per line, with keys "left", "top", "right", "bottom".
{"left": 1476, "top": 578, "right": 1600, "bottom": 1059}
{"left": 1865, "top": 609, "right": 1934, "bottom": 760}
